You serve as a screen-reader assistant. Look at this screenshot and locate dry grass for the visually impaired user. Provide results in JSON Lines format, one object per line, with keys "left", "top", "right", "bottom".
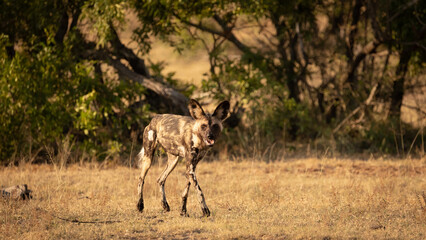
{"left": 1, "top": 157, "right": 425, "bottom": 239}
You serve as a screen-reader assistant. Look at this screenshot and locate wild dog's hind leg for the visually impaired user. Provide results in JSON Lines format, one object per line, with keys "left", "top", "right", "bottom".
{"left": 157, "top": 153, "right": 180, "bottom": 211}
{"left": 137, "top": 127, "right": 157, "bottom": 212}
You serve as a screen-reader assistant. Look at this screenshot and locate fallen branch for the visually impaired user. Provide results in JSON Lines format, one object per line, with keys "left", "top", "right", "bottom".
{"left": 81, "top": 38, "right": 189, "bottom": 115}
{"left": 37, "top": 208, "right": 122, "bottom": 224}
{"left": 106, "top": 57, "right": 189, "bottom": 114}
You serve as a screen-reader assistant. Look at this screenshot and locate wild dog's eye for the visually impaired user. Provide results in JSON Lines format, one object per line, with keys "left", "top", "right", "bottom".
{"left": 201, "top": 124, "right": 208, "bottom": 130}
{"left": 212, "top": 124, "right": 219, "bottom": 131}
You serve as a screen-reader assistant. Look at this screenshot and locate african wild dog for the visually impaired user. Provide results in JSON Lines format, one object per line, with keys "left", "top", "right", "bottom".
{"left": 1, "top": 184, "right": 32, "bottom": 200}
{"left": 136, "top": 99, "right": 230, "bottom": 217}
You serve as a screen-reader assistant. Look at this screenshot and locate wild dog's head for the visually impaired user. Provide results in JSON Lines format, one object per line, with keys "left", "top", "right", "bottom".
{"left": 188, "top": 99, "right": 230, "bottom": 147}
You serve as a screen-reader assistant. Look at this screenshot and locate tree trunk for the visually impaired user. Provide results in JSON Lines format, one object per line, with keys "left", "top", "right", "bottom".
{"left": 54, "top": 10, "right": 69, "bottom": 44}
{"left": 389, "top": 46, "right": 412, "bottom": 120}
{"left": 110, "top": 28, "right": 151, "bottom": 78}
{"left": 346, "top": 0, "right": 363, "bottom": 91}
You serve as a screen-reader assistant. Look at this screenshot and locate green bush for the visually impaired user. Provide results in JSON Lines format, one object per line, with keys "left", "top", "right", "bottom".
{"left": 0, "top": 34, "right": 150, "bottom": 163}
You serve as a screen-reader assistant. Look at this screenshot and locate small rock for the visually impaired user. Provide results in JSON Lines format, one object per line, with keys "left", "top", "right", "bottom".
{"left": 370, "top": 224, "right": 385, "bottom": 230}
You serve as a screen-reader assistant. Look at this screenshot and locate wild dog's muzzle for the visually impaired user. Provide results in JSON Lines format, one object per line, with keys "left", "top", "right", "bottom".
{"left": 205, "top": 134, "right": 215, "bottom": 146}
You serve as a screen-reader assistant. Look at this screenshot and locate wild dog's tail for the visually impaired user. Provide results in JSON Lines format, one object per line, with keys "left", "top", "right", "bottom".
{"left": 137, "top": 126, "right": 149, "bottom": 169}
{"left": 136, "top": 145, "right": 145, "bottom": 169}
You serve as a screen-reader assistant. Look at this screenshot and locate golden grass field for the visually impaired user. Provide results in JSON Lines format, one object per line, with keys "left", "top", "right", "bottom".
{"left": 1, "top": 157, "right": 425, "bottom": 239}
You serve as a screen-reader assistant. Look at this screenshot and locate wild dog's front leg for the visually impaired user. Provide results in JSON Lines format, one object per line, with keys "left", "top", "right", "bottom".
{"left": 180, "top": 175, "right": 191, "bottom": 217}
{"left": 187, "top": 162, "right": 210, "bottom": 217}
{"left": 180, "top": 153, "right": 195, "bottom": 216}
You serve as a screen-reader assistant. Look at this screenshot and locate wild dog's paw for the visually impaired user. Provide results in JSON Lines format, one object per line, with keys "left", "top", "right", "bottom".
{"left": 180, "top": 210, "right": 189, "bottom": 217}
{"left": 137, "top": 199, "right": 144, "bottom": 212}
{"left": 201, "top": 207, "right": 210, "bottom": 217}
{"left": 161, "top": 200, "right": 170, "bottom": 212}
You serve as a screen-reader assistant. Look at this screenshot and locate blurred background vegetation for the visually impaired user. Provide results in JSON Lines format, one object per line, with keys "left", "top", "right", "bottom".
{"left": 0, "top": 0, "right": 425, "bottom": 165}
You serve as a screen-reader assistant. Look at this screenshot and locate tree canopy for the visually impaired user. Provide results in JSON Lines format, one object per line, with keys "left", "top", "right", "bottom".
{"left": 0, "top": 0, "right": 425, "bottom": 163}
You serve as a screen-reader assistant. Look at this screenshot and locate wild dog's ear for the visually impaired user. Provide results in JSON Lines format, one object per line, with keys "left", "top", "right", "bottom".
{"left": 188, "top": 99, "right": 206, "bottom": 120}
{"left": 212, "top": 100, "right": 230, "bottom": 121}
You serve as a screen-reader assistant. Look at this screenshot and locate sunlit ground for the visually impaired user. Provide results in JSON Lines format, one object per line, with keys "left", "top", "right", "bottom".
{"left": 1, "top": 157, "right": 425, "bottom": 239}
